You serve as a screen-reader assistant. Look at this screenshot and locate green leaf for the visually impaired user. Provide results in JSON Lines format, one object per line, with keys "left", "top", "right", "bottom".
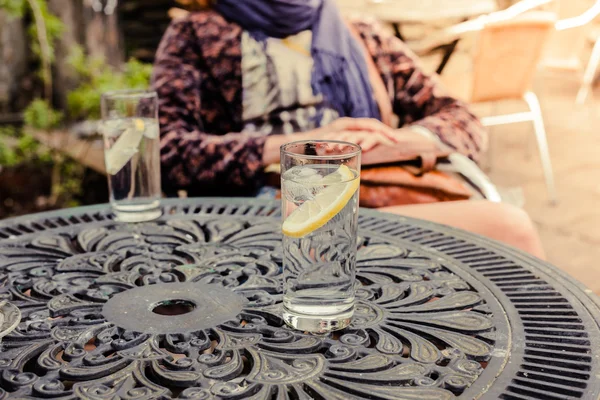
{"left": 0, "top": 142, "right": 19, "bottom": 167}
{"left": 23, "top": 98, "right": 64, "bottom": 129}
{"left": 0, "top": 125, "right": 19, "bottom": 138}
{"left": 19, "top": 0, "right": 64, "bottom": 85}
{"left": 17, "top": 134, "right": 40, "bottom": 154}
{"left": 0, "top": 0, "right": 27, "bottom": 17}
{"left": 67, "top": 45, "right": 90, "bottom": 77}
{"left": 66, "top": 55, "right": 153, "bottom": 120}
{"left": 0, "top": 127, "right": 46, "bottom": 167}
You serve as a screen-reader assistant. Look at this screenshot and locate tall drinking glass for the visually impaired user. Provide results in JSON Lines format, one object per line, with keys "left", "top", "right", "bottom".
{"left": 101, "top": 90, "right": 162, "bottom": 223}
{"left": 281, "top": 140, "right": 361, "bottom": 333}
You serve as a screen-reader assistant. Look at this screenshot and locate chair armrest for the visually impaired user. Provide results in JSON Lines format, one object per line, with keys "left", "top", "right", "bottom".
{"left": 409, "top": 0, "right": 554, "bottom": 55}
{"left": 439, "top": 154, "right": 501, "bottom": 202}
{"left": 409, "top": 126, "right": 500, "bottom": 202}
{"left": 410, "top": 21, "right": 482, "bottom": 55}
{"left": 555, "top": 1, "right": 600, "bottom": 31}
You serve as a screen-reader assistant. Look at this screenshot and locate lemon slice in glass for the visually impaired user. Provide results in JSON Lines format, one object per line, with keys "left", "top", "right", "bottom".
{"left": 282, "top": 165, "right": 359, "bottom": 238}
{"left": 105, "top": 119, "right": 145, "bottom": 175}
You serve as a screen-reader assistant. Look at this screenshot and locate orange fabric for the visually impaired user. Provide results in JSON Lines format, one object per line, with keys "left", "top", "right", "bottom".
{"left": 361, "top": 166, "right": 472, "bottom": 197}
{"left": 359, "top": 184, "right": 470, "bottom": 208}
{"left": 359, "top": 165, "right": 472, "bottom": 208}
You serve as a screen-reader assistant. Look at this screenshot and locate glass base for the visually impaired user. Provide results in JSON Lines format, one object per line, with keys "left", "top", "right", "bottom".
{"left": 283, "top": 305, "right": 354, "bottom": 334}
{"left": 113, "top": 206, "right": 162, "bottom": 223}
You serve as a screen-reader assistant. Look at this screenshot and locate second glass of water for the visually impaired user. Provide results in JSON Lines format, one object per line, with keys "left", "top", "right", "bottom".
{"left": 281, "top": 140, "right": 361, "bottom": 333}
{"left": 101, "top": 90, "right": 162, "bottom": 223}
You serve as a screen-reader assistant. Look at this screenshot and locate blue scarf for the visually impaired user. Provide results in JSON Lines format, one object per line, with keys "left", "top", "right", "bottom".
{"left": 214, "top": 0, "right": 381, "bottom": 120}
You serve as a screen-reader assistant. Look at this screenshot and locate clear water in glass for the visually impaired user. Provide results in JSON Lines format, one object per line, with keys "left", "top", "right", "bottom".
{"left": 102, "top": 117, "right": 161, "bottom": 222}
{"left": 281, "top": 164, "right": 359, "bottom": 333}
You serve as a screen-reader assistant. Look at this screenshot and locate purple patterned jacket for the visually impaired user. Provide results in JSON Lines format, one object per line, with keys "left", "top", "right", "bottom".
{"left": 152, "top": 11, "right": 486, "bottom": 196}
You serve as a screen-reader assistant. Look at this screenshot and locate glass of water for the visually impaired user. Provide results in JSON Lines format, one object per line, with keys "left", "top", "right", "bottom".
{"left": 281, "top": 140, "right": 361, "bottom": 333}
{"left": 101, "top": 90, "right": 162, "bottom": 223}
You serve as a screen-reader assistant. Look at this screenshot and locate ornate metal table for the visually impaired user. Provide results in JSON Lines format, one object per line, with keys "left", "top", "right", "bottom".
{"left": 0, "top": 198, "right": 599, "bottom": 400}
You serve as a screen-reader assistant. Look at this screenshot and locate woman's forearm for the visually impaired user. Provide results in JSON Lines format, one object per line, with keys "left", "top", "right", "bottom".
{"left": 262, "top": 135, "right": 289, "bottom": 166}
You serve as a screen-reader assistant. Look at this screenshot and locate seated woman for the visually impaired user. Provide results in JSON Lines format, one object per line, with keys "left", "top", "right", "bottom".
{"left": 152, "top": 0, "right": 544, "bottom": 259}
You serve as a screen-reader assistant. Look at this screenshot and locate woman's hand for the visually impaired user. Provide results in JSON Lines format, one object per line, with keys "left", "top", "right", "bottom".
{"left": 315, "top": 119, "right": 440, "bottom": 154}
{"left": 360, "top": 127, "right": 443, "bottom": 165}
{"left": 262, "top": 118, "right": 439, "bottom": 166}
{"left": 263, "top": 118, "right": 398, "bottom": 165}
{"left": 316, "top": 118, "right": 400, "bottom": 151}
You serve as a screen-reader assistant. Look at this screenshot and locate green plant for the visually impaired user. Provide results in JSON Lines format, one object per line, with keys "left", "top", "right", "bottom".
{"left": 0, "top": 126, "right": 51, "bottom": 167}
{"left": 2, "top": 1, "right": 152, "bottom": 124}
{"left": 0, "top": 126, "right": 19, "bottom": 167}
{"left": 0, "top": 1, "right": 151, "bottom": 214}
{"left": 0, "top": 0, "right": 78, "bottom": 211}
{"left": 55, "top": 157, "right": 84, "bottom": 207}
{"left": 67, "top": 49, "right": 153, "bottom": 120}
{"left": 0, "top": 142, "right": 18, "bottom": 167}
{"left": 2, "top": 0, "right": 63, "bottom": 99}
{"left": 0, "top": 0, "right": 25, "bottom": 16}
{"left": 23, "top": 98, "right": 63, "bottom": 129}
{"left": 0, "top": 125, "right": 20, "bottom": 138}
{"left": 0, "top": 125, "right": 81, "bottom": 208}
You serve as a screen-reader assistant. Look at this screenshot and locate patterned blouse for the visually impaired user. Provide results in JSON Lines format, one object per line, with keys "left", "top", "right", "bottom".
{"left": 152, "top": 11, "right": 487, "bottom": 196}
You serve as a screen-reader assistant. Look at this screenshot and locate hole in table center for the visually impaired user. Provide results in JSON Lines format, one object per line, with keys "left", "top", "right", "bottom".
{"left": 151, "top": 299, "right": 196, "bottom": 316}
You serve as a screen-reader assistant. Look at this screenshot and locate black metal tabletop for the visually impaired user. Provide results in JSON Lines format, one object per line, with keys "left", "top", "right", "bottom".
{"left": 0, "top": 198, "right": 598, "bottom": 400}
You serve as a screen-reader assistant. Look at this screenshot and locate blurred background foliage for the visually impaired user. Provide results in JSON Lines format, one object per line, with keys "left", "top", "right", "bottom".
{"left": 67, "top": 48, "right": 152, "bottom": 120}
{"left": 0, "top": 0, "right": 151, "bottom": 217}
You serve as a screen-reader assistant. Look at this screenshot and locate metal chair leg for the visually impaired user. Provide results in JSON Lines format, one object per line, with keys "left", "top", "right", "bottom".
{"left": 576, "top": 36, "right": 600, "bottom": 104}
{"left": 523, "top": 92, "right": 558, "bottom": 205}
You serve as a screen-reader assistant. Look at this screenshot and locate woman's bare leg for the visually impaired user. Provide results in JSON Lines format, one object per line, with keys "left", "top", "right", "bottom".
{"left": 379, "top": 201, "right": 545, "bottom": 260}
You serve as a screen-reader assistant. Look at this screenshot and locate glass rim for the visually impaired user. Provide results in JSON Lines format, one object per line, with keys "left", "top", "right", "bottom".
{"left": 101, "top": 89, "right": 157, "bottom": 100}
{"left": 281, "top": 140, "right": 362, "bottom": 160}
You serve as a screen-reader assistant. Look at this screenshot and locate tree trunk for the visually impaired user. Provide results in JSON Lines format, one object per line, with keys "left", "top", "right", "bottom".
{"left": 83, "top": 1, "right": 123, "bottom": 68}
{"left": 0, "top": 10, "right": 27, "bottom": 114}
{"left": 48, "top": 0, "right": 83, "bottom": 110}
{"left": 49, "top": 0, "right": 124, "bottom": 110}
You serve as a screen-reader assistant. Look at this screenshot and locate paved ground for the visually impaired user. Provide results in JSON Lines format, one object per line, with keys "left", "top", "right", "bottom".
{"left": 486, "top": 76, "right": 600, "bottom": 294}
{"left": 424, "top": 34, "right": 600, "bottom": 293}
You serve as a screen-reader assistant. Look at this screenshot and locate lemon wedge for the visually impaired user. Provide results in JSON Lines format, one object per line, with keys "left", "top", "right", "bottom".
{"left": 282, "top": 165, "right": 359, "bottom": 238}
{"left": 105, "top": 119, "right": 145, "bottom": 175}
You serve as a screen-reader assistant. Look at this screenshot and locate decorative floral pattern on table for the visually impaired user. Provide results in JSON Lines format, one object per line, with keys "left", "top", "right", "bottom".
{"left": 0, "top": 300, "right": 20, "bottom": 344}
{"left": 0, "top": 216, "right": 504, "bottom": 399}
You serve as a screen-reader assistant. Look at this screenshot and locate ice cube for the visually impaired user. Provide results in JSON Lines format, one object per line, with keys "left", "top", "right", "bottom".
{"left": 300, "top": 173, "right": 325, "bottom": 197}
{"left": 282, "top": 166, "right": 304, "bottom": 180}
{"left": 283, "top": 166, "right": 326, "bottom": 200}
{"left": 283, "top": 181, "right": 314, "bottom": 205}
{"left": 296, "top": 167, "right": 318, "bottom": 178}
{"left": 283, "top": 166, "right": 319, "bottom": 179}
